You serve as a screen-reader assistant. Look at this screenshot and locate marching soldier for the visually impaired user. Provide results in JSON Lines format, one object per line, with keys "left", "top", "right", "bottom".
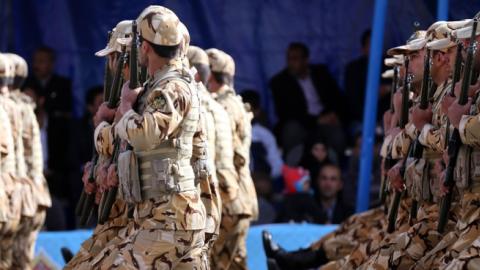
{"left": 206, "top": 48, "right": 257, "bottom": 270}
{"left": 65, "top": 20, "right": 134, "bottom": 269}
{"left": 5, "top": 53, "right": 52, "bottom": 269}
{"left": 188, "top": 45, "right": 246, "bottom": 267}
{"left": 90, "top": 6, "right": 207, "bottom": 269}
{"left": 0, "top": 53, "right": 21, "bottom": 270}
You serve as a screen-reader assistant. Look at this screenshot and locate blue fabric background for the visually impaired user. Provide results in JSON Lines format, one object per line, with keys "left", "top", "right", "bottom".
{"left": 1, "top": 0, "right": 479, "bottom": 119}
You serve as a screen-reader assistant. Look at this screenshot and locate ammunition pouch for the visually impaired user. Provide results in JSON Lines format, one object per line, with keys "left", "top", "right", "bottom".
{"left": 192, "top": 158, "right": 210, "bottom": 185}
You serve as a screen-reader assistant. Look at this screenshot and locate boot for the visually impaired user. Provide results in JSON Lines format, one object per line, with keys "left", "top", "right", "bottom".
{"left": 262, "top": 230, "right": 328, "bottom": 269}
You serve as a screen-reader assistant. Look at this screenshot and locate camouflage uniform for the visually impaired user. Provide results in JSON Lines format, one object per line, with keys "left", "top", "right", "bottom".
{"left": 434, "top": 70, "right": 480, "bottom": 270}
{"left": 66, "top": 20, "right": 135, "bottom": 269}
{"left": 90, "top": 7, "right": 207, "bottom": 269}
{"left": 207, "top": 48, "right": 257, "bottom": 270}
{"left": 0, "top": 54, "right": 24, "bottom": 269}
{"left": 357, "top": 29, "right": 459, "bottom": 270}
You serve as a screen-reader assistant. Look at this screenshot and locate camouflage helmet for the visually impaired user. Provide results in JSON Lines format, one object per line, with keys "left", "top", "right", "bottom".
{"left": 187, "top": 46, "right": 209, "bottom": 67}
{"left": 0, "top": 54, "right": 14, "bottom": 86}
{"left": 95, "top": 20, "right": 133, "bottom": 57}
{"left": 178, "top": 22, "right": 190, "bottom": 57}
{"left": 387, "top": 30, "right": 427, "bottom": 56}
{"left": 136, "top": 5, "right": 182, "bottom": 46}
{"left": 5, "top": 53, "right": 28, "bottom": 78}
{"left": 206, "top": 48, "right": 235, "bottom": 77}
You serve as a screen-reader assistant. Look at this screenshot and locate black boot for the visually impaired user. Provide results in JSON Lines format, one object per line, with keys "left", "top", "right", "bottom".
{"left": 262, "top": 230, "right": 329, "bottom": 269}
{"left": 61, "top": 247, "right": 74, "bottom": 263}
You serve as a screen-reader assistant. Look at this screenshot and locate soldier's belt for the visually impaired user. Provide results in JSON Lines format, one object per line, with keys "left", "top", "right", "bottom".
{"left": 422, "top": 150, "right": 442, "bottom": 160}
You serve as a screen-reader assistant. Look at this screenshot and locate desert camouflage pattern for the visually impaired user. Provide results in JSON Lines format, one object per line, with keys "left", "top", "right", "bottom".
{"left": 89, "top": 57, "right": 206, "bottom": 269}
{"left": 137, "top": 6, "right": 183, "bottom": 46}
{"left": 0, "top": 94, "right": 24, "bottom": 269}
{"left": 194, "top": 85, "right": 221, "bottom": 247}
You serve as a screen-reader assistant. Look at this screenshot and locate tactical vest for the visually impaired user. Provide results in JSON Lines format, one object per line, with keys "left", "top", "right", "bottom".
{"left": 119, "top": 70, "right": 200, "bottom": 203}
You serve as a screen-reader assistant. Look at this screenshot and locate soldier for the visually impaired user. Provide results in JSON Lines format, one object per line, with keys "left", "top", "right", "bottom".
{"left": 90, "top": 6, "right": 207, "bottom": 269}
{"left": 426, "top": 19, "right": 480, "bottom": 269}
{"left": 5, "top": 53, "right": 52, "bottom": 269}
{"left": 188, "top": 45, "right": 247, "bottom": 267}
{"left": 65, "top": 20, "right": 134, "bottom": 270}
{"left": 178, "top": 28, "right": 221, "bottom": 261}
{"left": 0, "top": 53, "right": 20, "bottom": 270}
{"left": 206, "top": 48, "right": 257, "bottom": 270}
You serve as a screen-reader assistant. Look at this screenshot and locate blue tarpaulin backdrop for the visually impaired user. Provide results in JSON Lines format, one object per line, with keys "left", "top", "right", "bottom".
{"left": 1, "top": 0, "right": 479, "bottom": 119}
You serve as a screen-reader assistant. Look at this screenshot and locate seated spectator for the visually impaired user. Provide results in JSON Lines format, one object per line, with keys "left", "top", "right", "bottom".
{"left": 252, "top": 171, "right": 277, "bottom": 225}
{"left": 241, "top": 89, "right": 283, "bottom": 180}
{"left": 299, "top": 134, "right": 337, "bottom": 182}
{"left": 277, "top": 165, "right": 321, "bottom": 223}
{"left": 269, "top": 42, "right": 345, "bottom": 156}
{"left": 314, "top": 164, "right": 353, "bottom": 224}
{"left": 24, "top": 46, "right": 73, "bottom": 206}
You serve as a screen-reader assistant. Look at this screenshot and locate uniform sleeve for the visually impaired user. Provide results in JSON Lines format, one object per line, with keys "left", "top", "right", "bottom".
{"left": 380, "top": 134, "right": 393, "bottom": 158}
{"left": 115, "top": 82, "right": 190, "bottom": 151}
{"left": 94, "top": 121, "right": 115, "bottom": 156}
{"left": 459, "top": 114, "right": 480, "bottom": 147}
{"left": 418, "top": 123, "right": 447, "bottom": 152}
{"left": 391, "top": 130, "right": 412, "bottom": 159}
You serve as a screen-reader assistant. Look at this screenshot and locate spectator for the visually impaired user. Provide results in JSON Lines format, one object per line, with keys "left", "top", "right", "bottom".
{"left": 67, "top": 85, "right": 103, "bottom": 229}
{"left": 299, "top": 134, "right": 337, "bottom": 183}
{"left": 344, "top": 133, "right": 383, "bottom": 209}
{"left": 241, "top": 89, "right": 283, "bottom": 179}
{"left": 269, "top": 42, "right": 345, "bottom": 156}
{"left": 314, "top": 164, "right": 353, "bottom": 224}
{"left": 24, "top": 46, "right": 73, "bottom": 203}
{"left": 252, "top": 171, "right": 277, "bottom": 225}
{"left": 23, "top": 87, "right": 67, "bottom": 231}
{"left": 277, "top": 165, "right": 321, "bottom": 223}
{"left": 344, "top": 29, "right": 391, "bottom": 142}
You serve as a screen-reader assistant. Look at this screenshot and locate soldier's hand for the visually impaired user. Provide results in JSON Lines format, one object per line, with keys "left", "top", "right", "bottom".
{"left": 447, "top": 98, "right": 472, "bottom": 129}
{"left": 82, "top": 162, "right": 96, "bottom": 194}
{"left": 106, "top": 164, "right": 119, "bottom": 188}
{"left": 392, "top": 89, "right": 403, "bottom": 116}
{"left": 439, "top": 171, "right": 449, "bottom": 197}
{"left": 94, "top": 102, "right": 116, "bottom": 126}
{"left": 411, "top": 104, "right": 433, "bottom": 130}
{"left": 97, "top": 163, "right": 109, "bottom": 192}
{"left": 453, "top": 78, "right": 480, "bottom": 98}
{"left": 441, "top": 95, "right": 455, "bottom": 114}
{"left": 95, "top": 190, "right": 102, "bottom": 205}
{"left": 119, "top": 81, "right": 142, "bottom": 115}
{"left": 388, "top": 163, "right": 404, "bottom": 192}
{"left": 387, "top": 126, "right": 401, "bottom": 138}
{"left": 383, "top": 110, "right": 394, "bottom": 131}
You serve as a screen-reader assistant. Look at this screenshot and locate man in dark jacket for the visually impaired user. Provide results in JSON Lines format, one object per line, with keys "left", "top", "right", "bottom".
{"left": 24, "top": 46, "right": 73, "bottom": 201}
{"left": 269, "top": 42, "right": 345, "bottom": 156}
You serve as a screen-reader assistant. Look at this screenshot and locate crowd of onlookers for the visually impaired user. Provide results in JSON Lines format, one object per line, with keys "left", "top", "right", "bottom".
{"left": 21, "top": 29, "right": 390, "bottom": 230}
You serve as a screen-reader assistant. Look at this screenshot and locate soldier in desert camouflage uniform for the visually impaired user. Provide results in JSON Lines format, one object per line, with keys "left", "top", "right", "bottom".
{"left": 89, "top": 6, "right": 207, "bottom": 269}
{"left": 0, "top": 53, "right": 21, "bottom": 270}
{"left": 5, "top": 53, "right": 52, "bottom": 270}
{"left": 65, "top": 20, "right": 134, "bottom": 270}
{"left": 423, "top": 19, "right": 480, "bottom": 270}
{"left": 188, "top": 45, "right": 248, "bottom": 266}
{"left": 206, "top": 48, "right": 257, "bottom": 270}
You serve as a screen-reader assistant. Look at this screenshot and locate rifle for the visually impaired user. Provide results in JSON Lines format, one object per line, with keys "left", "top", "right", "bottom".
{"left": 79, "top": 47, "right": 128, "bottom": 226}
{"left": 408, "top": 48, "right": 433, "bottom": 224}
{"left": 99, "top": 21, "right": 141, "bottom": 224}
{"left": 76, "top": 31, "right": 113, "bottom": 219}
{"left": 380, "top": 66, "right": 400, "bottom": 206}
{"left": 387, "top": 57, "right": 412, "bottom": 233}
{"left": 438, "top": 20, "right": 477, "bottom": 233}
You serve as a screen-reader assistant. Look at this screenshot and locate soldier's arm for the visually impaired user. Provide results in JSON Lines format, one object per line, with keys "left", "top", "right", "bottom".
{"left": 391, "top": 123, "right": 417, "bottom": 159}
{"left": 94, "top": 122, "right": 115, "bottom": 156}
{"left": 115, "top": 82, "right": 190, "bottom": 150}
{"left": 459, "top": 113, "right": 480, "bottom": 147}
{"left": 418, "top": 119, "right": 447, "bottom": 152}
